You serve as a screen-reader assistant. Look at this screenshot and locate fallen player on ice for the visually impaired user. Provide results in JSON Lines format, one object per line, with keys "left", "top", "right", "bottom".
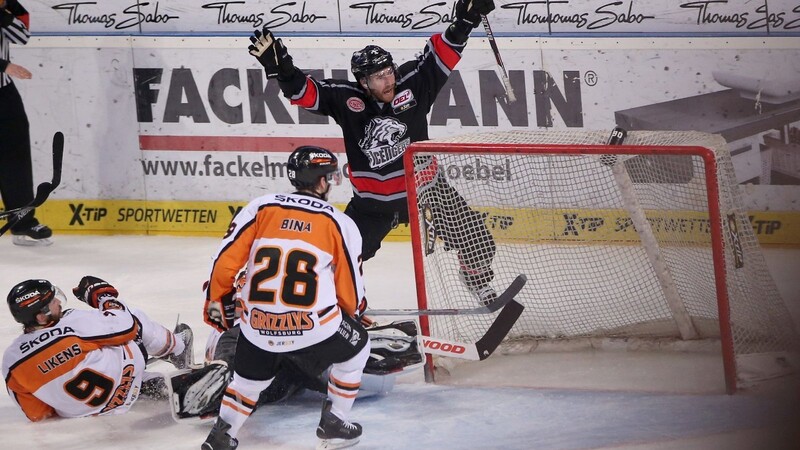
{"left": 162, "top": 320, "right": 424, "bottom": 422}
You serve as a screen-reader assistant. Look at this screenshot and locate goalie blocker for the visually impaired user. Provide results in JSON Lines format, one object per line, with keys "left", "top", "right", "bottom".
{"left": 167, "top": 361, "right": 231, "bottom": 422}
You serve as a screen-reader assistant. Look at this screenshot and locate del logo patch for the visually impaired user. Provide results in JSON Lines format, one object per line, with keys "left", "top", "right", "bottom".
{"left": 392, "top": 89, "right": 416, "bottom": 113}
{"left": 347, "top": 97, "right": 365, "bottom": 112}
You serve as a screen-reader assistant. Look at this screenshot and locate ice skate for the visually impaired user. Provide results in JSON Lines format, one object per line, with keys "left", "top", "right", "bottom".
{"left": 475, "top": 285, "right": 498, "bottom": 307}
{"left": 11, "top": 222, "right": 53, "bottom": 246}
{"left": 167, "top": 323, "right": 194, "bottom": 369}
{"left": 316, "top": 398, "right": 362, "bottom": 449}
{"left": 201, "top": 418, "right": 238, "bottom": 450}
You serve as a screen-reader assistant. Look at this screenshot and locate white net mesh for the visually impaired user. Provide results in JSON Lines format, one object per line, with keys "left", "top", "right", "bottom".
{"left": 408, "top": 130, "right": 799, "bottom": 388}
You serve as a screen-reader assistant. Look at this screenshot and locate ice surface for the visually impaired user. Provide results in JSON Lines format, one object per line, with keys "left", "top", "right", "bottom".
{"left": 0, "top": 236, "right": 798, "bottom": 449}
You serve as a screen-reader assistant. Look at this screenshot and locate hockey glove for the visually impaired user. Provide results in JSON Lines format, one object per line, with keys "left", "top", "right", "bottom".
{"left": 72, "top": 275, "right": 120, "bottom": 309}
{"left": 455, "top": 0, "right": 495, "bottom": 28}
{"left": 449, "top": 0, "right": 496, "bottom": 44}
{"left": 0, "top": 9, "right": 14, "bottom": 27}
{"left": 248, "top": 26, "right": 294, "bottom": 80}
{"left": 168, "top": 361, "right": 230, "bottom": 421}
{"left": 204, "top": 290, "right": 237, "bottom": 332}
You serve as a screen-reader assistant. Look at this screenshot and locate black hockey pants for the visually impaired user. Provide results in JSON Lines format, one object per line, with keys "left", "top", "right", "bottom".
{"left": 0, "top": 82, "right": 37, "bottom": 230}
{"left": 345, "top": 178, "right": 496, "bottom": 290}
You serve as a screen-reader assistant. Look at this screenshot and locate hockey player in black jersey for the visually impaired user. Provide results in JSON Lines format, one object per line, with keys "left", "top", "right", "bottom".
{"left": 248, "top": 0, "right": 500, "bottom": 306}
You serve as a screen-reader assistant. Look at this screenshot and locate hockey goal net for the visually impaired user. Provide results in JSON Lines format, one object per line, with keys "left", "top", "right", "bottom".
{"left": 404, "top": 129, "right": 799, "bottom": 393}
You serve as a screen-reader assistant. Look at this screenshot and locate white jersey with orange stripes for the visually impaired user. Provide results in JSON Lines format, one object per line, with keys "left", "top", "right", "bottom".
{"left": 207, "top": 192, "right": 365, "bottom": 353}
{"left": 2, "top": 305, "right": 144, "bottom": 422}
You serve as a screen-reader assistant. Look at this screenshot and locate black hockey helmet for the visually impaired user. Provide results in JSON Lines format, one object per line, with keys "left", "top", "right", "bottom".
{"left": 6, "top": 279, "right": 64, "bottom": 327}
{"left": 351, "top": 45, "right": 395, "bottom": 81}
{"left": 287, "top": 146, "right": 340, "bottom": 188}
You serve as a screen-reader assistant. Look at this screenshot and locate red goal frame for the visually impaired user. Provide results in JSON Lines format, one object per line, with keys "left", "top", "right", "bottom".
{"left": 403, "top": 142, "right": 737, "bottom": 393}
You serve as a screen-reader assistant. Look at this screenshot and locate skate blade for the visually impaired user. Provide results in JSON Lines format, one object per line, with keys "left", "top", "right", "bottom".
{"left": 12, "top": 235, "right": 53, "bottom": 246}
{"left": 316, "top": 437, "right": 360, "bottom": 450}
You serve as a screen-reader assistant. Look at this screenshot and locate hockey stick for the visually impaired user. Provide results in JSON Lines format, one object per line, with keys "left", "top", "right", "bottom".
{"left": 481, "top": 15, "right": 516, "bottom": 103}
{"left": 367, "top": 274, "right": 527, "bottom": 316}
{"left": 608, "top": 126, "right": 627, "bottom": 146}
{"left": 598, "top": 126, "right": 626, "bottom": 166}
{"left": 0, "top": 132, "right": 64, "bottom": 234}
{"left": 421, "top": 299, "right": 525, "bottom": 361}
{"left": 604, "top": 126, "right": 699, "bottom": 340}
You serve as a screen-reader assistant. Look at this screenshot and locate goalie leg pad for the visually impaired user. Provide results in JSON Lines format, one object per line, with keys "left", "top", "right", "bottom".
{"left": 168, "top": 361, "right": 231, "bottom": 422}
{"left": 358, "top": 372, "right": 397, "bottom": 397}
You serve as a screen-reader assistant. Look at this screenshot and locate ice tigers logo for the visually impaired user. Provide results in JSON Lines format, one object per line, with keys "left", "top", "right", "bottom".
{"left": 358, "top": 117, "right": 410, "bottom": 169}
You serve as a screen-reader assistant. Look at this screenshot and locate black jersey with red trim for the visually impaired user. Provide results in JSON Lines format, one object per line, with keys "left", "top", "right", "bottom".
{"left": 278, "top": 32, "right": 465, "bottom": 215}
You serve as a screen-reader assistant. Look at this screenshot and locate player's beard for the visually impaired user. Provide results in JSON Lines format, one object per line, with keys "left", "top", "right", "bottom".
{"left": 367, "top": 80, "right": 395, "bottom": 103}
{"left": 376, "top": 84, "right": 395, "bottom": 103}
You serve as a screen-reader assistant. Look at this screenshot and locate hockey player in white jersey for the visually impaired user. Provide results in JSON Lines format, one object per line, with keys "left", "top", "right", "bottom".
{"left": 202, "top": 146, "right": 370, "bottom": 450}
{"left": 2, "top": 276, "right": 194, "bottom": 421}
{"left": 202, "top": 292, "right": 424, "bottom": 409}
{"left": 165, "top": 266, "right": 423, "bottom": 423}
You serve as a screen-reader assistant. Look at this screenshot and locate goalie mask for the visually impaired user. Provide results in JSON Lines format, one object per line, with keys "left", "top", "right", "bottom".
{"left": 287, "top": 146, "right": 341, "bottom": 189}
{"left": 7, "top": 279, "right": 66, "bottom": 328}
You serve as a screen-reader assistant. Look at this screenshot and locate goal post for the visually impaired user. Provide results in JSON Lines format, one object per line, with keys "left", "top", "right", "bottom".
{"left": 403, "top": 129, "right": 800, "bottom": 394}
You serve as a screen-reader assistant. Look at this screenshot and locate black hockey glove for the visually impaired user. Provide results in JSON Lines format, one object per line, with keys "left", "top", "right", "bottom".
{"left": 0, "top": 9, "right": 14, "bottom": 27}
{"left": 6, "top": 0, "right": 25, "bottom": 11}
{"left": 455, "top": 0, "right": 495, "bottom": 28}
{"left": 204, "top": 288, "right": 237, "bottom": 332}
{"left": 448, "top": 0, "right": 496, "bottom": 44}
{"left": 72, "top": 275, "right": 120, "bottom": 309}
{"left": 248, "top": 26, "right": 294, "bottom": 80}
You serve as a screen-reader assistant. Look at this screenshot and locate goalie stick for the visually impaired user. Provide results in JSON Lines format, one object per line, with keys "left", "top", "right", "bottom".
{"left": 367, "top": 274, "right": 527, "bottom": 316}
{"left": 0, "top": 131, "right": 64, "bottom": 234}
{"left": 481, "top": 15, "right": 516, "bottom": 103}
{"left": 421, "top": 299, "right": 525, "bottom": 361}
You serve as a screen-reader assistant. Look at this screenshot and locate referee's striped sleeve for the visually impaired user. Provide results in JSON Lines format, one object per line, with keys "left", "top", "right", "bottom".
{"left": 1, "top": 16, "right": 30, "bottom": 87}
